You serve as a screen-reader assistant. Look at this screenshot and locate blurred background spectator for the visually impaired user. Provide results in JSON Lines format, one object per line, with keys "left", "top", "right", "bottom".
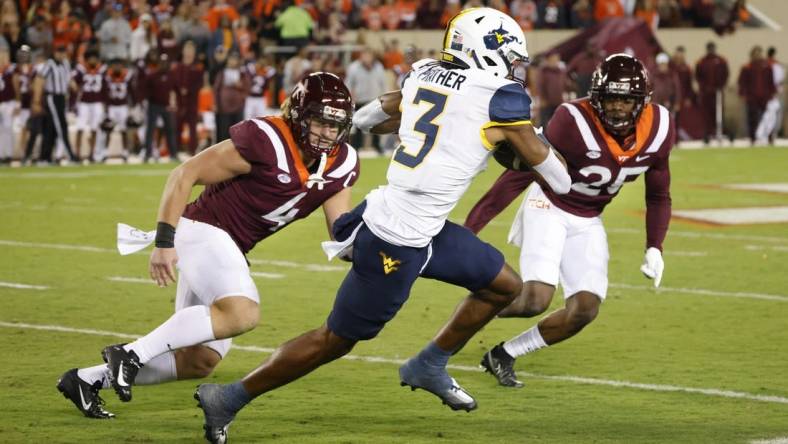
{"left": 213, "top": 50, "right": 249, "bottom": 142}
{"left": 345, "top": 46, "right": 386, "bottom": 153}
{"left": 98, "top": 3, "right": 131, "bottom": 61}
{"left": 537, "top": 52, "right": 568, "bottom": 126}
{"left": 737, "top": 45, "right": 775, "bottom": 144}
{"left": 651, "top": 52, "right": 682, "bottom": 114}
{"left": 696, "top": 41, "right": 729, "bottom": 142}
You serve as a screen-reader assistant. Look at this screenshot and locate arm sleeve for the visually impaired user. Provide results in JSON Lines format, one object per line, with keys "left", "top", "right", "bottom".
{"left": 488, "top": 83, "right": 531, "bottom": 124}
{"left": 229, "top": 119, "right": 273, "bottom": 165}
{"left": 464, "top": 169, "right": 537, "bottom": 234}
{"left": 644, "top": 152, "right": 672, "bottom": 251}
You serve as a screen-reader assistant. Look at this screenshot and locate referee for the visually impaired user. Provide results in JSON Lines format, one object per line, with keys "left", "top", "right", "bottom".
{"left": 31, "top": 44, "right": 78, "bottom": 163}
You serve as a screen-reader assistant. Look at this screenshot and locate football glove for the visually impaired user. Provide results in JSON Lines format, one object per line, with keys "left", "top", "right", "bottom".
{"left": 639, "top": 247, "right": 664, "bottom": 288}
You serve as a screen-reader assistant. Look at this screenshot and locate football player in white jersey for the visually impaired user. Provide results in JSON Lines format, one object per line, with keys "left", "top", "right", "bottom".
{"left": 193, "top": 8, "right": 571, "bottom": 443}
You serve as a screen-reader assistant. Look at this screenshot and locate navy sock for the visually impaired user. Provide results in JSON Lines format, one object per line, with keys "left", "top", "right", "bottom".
{"left": 222, "top": 381, "right": 253, "bottom": 414}
{"left": 415, "top": 341, "right": 452, "bottom": 370}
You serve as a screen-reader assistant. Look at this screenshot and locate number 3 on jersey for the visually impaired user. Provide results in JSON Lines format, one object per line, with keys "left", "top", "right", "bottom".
{"left": 393, "top": 88, "right": 447, "bottom": 168}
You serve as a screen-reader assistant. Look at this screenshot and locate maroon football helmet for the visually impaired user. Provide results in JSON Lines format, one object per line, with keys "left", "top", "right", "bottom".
{"left": 288, "top": 72, "right": 354, "bottom": 158}
{"left": 589, "top": 54, "right": 651, "bottom": 134}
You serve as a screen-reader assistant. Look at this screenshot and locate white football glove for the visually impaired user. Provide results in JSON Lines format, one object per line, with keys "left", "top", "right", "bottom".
{"left": 639, "top": 247, "right": 664, "bottom": 288}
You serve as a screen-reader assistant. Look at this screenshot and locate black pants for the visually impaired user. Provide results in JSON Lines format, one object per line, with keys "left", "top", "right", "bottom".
{"left": 745, "top": 103, "right": 766, "bottom": 143}
{"left": 144, "top": 103, "right": 178, "bottom": 160}
{"left": 42, "top": 94, "right": 77, "bottom": 162}
{"left": 216, "top": 111, "right": 243, "bottom": 142}
{"left": 24, "top": 114, "right": 44, "bottom": 161}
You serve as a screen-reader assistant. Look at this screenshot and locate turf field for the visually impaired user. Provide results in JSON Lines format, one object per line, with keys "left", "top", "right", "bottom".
{"left": 1, "top": 147, "right": 787, "bottom": 443}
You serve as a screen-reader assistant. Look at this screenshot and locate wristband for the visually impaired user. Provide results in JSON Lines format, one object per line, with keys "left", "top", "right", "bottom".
{"left": 353, "top": 99, "right": 390, "bottom": 133}
{"left": 155, "top": 222, "right": 176, "bottom": 248}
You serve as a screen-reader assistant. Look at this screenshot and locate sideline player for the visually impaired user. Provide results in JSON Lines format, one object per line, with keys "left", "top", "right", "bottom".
{"left": 72, "top": 50, "right": 106, "bottom": 162}
{"left": 193, "top": 8, "right": 571, "bottom": 443}
{"left": 470, "top": 54, "right": 674, "bottom": 388}
{"left": 97, "top": 58, "right": 135, "bottom": 161}
{"left": 56, "top": 73, "right": 359, "bottom": 419}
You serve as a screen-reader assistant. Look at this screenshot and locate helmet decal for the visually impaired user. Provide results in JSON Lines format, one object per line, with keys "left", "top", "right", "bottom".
{"left": 483, "top": 25, "right": 522, "bottom": 51}
{"left": 287, "top": 72, "right": 354, "bottom": 158}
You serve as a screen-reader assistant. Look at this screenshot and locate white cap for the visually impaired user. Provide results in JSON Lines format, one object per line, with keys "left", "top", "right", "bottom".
{"left": 656, "top": 52, "right": 670, "bottom": 64}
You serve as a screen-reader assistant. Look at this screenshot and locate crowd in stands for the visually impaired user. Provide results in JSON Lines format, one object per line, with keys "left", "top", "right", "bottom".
{"left": 529, "top": 40, "right": 783, "bottom": 145}
{"left": 0, "top": 0, "right": 776, "bottom": 165}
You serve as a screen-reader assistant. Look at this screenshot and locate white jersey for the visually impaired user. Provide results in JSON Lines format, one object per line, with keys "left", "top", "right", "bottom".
{"left": 363, "top": 58, "right": 533, "bottom": 247}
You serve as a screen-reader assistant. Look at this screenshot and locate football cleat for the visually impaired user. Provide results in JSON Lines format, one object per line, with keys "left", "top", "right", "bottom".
{"left": 480, "top": 343, "right": 524, "bottom": 388}
{"left": 194, "top": 384, "right": 236, "bottom": 444}
{"left": 102, "top": 345, "right": 142, "bottom": 402}
{"left": 56, "top": 368, "right": 115, "bottom": 419}
{"left": 398, "top": 358, "right": 477, "bottom": 412}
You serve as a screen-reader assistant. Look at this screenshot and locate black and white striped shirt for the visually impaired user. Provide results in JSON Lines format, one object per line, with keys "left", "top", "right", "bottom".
{"left": 37, "top": 59, "right": 72, "bottom": 95}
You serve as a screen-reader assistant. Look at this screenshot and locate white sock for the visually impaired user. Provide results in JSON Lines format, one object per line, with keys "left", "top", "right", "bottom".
{"left": 503, "top": 325, "right": 548, "bottom": 358}
{"left": 135, "top": 351, "right": 178, "bottom": 385}
{"left": 77, "top": 364, "right": 111, "bottom": 389}
{"left": 124, "top": 305, "right": 215, "bottom": 364}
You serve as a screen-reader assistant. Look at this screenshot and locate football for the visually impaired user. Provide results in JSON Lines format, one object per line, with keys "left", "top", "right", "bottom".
{"left": 492, "top": 140, "right": 532, "bottom": 172}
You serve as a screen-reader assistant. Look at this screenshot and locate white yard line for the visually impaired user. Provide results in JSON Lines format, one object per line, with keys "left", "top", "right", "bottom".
{"left": 608, "top": 283, "right": 788, "bottom": 302}
{"left": 0, "top": 281, "right": 49, "bottom": 290}
{"left": 3, "top": 239, "right": 784, "bottom": 302}
{"left": 0, "top": 170, "right": 169, "bottom": 179}
{"left": 745, "top": 244, "right": 788, "bottom": 253}
{"left": 751, "top": 438, "right": 788, "bottom": 444}
{"left": 107, "top": 276, "right": 154, "bottom": 284}
{"left": 248, "top": 258, "right": 347, "bottom": 272}
{"left": 0, "top": 239, "right": 116, "bottom": 253}
{"left": 249, "top": 271, "right": 285, "bottom": 279}
{"left": 107, "top": 273, "right": 285, "bottom": 284}
{"left": 1, "top": 239, "right": 346, "bottom": 272}
{"left": 484, "top": 221, "right": 788, "bottom": 243}
{"left": 1, "top": 320, "right": 787, "bottom": 405}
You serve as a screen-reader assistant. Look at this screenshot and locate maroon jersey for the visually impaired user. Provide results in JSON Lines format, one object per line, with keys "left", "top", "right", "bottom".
{"left": 16, "top": 63, "right": 35, "bottom": 108}
{"left": 0, "top": 64, "right": 15, "bottom": 102}
{"left": 105, "top": 68, "right": 134, "bottom": 106}
{"left": 543, "top": 99, "right": 673, "bottom": 217}
{"left": 183, "top": 116, "right": 361, "bottom": 254}
{"left": 73, "top": 64, "right": 106, "bottom": 103}
{"left": 171, "top": 62, "right": 204, "bottom": 106}
{"left": 245, "top": 63, "right": 276, "bottom": 98}
{"left": 464, "top": 98, "right": 674, "bottom": 250}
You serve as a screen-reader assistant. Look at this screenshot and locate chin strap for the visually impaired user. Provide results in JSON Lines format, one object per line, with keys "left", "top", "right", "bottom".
{"left": 306, "top": 152, "right": 329, "bottom": 190}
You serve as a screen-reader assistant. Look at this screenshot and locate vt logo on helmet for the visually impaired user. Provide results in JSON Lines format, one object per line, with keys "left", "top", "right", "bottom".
{"left": 441, "top": 8, "right": 529, "bottom": 80}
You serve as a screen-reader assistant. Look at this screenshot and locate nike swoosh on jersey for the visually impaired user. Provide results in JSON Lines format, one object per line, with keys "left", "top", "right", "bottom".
{"left": 116, "top": 363, "right": 129, "bottom": 387}
{"left": 79, "top": 386, "right": 93, "bottom": 410}
{"left": 635, "top": 155, "right": 651, "bottom": 162}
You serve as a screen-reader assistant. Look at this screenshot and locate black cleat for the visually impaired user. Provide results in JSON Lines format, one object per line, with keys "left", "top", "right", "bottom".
{"left": 195, "top": 384, "right": 234, "bottom": 444}
{"left": 57, "top": 368, "right": 115, "bottom": 419}
{"left": 480, "top": 343, "right": 524, "bottom": 388}
{"left": 102, "top": 345, "right": 142, "bottom": 402}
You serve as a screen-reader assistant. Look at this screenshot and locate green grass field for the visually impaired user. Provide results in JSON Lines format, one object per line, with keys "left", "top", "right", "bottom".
{"left": 1, "top": 147, "right": 787, "bottom": 443}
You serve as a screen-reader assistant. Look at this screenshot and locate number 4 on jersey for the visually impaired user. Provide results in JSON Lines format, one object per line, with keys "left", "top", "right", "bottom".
{"left": 262, "top": 192, "right": 307, "bottom": 231}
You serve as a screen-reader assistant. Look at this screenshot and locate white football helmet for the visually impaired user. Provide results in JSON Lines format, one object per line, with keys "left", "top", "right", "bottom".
{"left": 441, "top": 7, "right": 529, "bottom": 80}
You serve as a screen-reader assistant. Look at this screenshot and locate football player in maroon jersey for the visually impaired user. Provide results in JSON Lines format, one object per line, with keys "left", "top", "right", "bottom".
{"left": 57, "top": 72, "right": 359, "bottom": 419}
{"left": 471, "top": 54, "right": 674, "bottom": 388}
{"left": 72, "top": 50, "right": 106, "bottom": 162}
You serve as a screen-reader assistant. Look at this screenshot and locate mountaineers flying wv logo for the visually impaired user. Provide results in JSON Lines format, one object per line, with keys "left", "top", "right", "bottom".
{"left": 483, "top": 25, "right": 521, "bottom": 50}
{"left": 379, "top": 252, "right": 401, "bottom": 275}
